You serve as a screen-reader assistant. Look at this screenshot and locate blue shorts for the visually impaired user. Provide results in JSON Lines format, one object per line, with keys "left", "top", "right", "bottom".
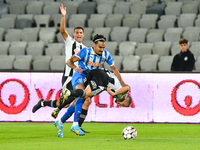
{"left": 71, "top": 72, "right": 87, "bottom": 89}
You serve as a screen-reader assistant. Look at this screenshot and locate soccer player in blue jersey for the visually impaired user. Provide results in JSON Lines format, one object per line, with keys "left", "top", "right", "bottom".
{"left": 54, "top": 34, "right": 127, "bottom": 136}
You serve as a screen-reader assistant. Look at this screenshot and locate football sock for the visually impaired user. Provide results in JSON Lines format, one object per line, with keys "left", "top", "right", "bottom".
{"left": 59, "top": 119, "right": 63, "bottom": 126}
{"left": 43, "top": 100, "right": 57, "bottom": 108}
{"left": 70, "top": 89, "right": 86, "bottom": 98}
{"left": 74, "top": 98, "right": 84, "bottom": 123}
{"left": 72, "top": 122, "right": 78, "bottom": 126}
{"left": 61, "top": 104, "right": 75, "bottom": 123}
{"left": 78, "top": 109, "right": 88, "bottom": 127}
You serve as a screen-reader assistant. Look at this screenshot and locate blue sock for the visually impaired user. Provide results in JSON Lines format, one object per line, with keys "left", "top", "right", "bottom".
{"left": 74, "top": 98, "right": 84, "bottom": 122}
{"left": 61, "top": 104, "right": 75, "bottom": 123}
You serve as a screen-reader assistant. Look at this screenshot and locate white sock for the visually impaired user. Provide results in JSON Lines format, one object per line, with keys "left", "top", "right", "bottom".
{"left": 41, "top": 101, "right": 44, "bottom": 107}
{"left": 72, "top": 122, "right": 78, "bottom": 126}
{"left": 59, "top": 119, "right": 63, "bottom": 126}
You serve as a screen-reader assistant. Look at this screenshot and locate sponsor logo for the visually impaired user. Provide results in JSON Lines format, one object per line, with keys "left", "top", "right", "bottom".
{"left": 171, "top": 79, "right": 200, "bottom": 116}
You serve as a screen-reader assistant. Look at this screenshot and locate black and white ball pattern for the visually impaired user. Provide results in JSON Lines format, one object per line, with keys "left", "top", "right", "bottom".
{"left": 122, "top": 126, "right": 137, "bottom": 140}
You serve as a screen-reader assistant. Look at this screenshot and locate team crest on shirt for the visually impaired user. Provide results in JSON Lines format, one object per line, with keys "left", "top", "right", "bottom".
{"left": 184, "top": 56, "right": 188, "bottom": 61}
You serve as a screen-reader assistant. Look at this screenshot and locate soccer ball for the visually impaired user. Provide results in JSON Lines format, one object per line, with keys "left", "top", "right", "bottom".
{"left": 122, "top": 126, "right": 137, "bottom": 140}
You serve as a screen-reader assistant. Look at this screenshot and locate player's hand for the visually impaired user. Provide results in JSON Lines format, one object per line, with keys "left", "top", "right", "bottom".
{"left": 59, "top": 4, "right": 66, "bottom": 16}
{"left": 75, "top": 67, "right": 83, "bottom": 74}
{"left": 107, "top": 87, "right": 115, "bottom": 96}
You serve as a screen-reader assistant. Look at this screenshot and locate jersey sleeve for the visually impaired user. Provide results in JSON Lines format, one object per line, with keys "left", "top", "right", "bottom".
{"left": 106, "top": 50, "right": 114, "bottom": 66}
{"left": 75, "top": 47, "right": 87, "bottom": 59}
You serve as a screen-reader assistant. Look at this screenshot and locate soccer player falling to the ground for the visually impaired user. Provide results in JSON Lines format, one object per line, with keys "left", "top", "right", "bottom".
{"left": 53, "top": 68, "right": 131, "bottom": 137}
{"left": 54, "top": 34, "right": 128, "bottom": 136}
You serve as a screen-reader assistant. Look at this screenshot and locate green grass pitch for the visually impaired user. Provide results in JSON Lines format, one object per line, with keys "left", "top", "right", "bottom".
{"left": 0, "top": 122, "right": 200, "bottom": 150}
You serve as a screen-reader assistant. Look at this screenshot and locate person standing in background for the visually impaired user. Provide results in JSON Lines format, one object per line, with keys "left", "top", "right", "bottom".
{"left": 171, "top": 38, "right": 195, "bottom": 72}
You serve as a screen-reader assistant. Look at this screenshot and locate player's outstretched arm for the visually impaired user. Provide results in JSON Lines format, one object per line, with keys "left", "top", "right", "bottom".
{"left": 59, "top": 4, "right": 68, "bottom": 41}
{"left": 107, "top": 85, "right": 130, "bottom": 97}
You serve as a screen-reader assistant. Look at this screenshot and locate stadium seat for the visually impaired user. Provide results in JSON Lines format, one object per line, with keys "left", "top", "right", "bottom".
{"left": 78, "top": 1, "right": 96, "bottom": 20}
{"left": 50, "top": 55, "right": 65, "bottom": 71}
{"left": 119, "top": 41, "right": 137, "bottom": 56}
{"left": 181, "top": 4, "right": 198, "bottom": 14}
{"left": 190, "top": 45, "right": 200, "bottom": 58}
{"left": 15, "top": 19, "right": 32, "bottom": 29}
{"left": 113, "top": 5, "right": 130, "bottom": 15}
{"left": 97, "top": 3, "right": 113, "bottom": 14}
{"left": 182, "top": 30, "right": 199, "bottom": 43}
{"left": 130, "top": 1, "right": 147, "bottom": 15}
{"left": 38, "top": 28, "right": 56, "bottom": 46}
{"left": 112, "top": 55, "right": 123, "bottom": 70}
{"left": 140, "top": 54, "right": 159, "bottom": 71}
{"left": 146, "top": 32, "right": 163, "bottom": 44}
{"left": 21, "top": 28, "right": 39, "bottom": 42}
{"left": 165, "top": 5, "right": 181, "bottom": 17}
{"left": 45, "top": 47, "right": 62, "bottom": 57}
{"left": 128, "top": 28, "right": 148, "bottom": 43}
{"left": 0, "top": 17, "right": 15, "bottom": 32}
{"left": 88, "top": 18, "right": 105, "bottom": 29}
{"left": 26, "top": 41, "right": 45, "bottom": 57}
{"left": 26, "top": 1, "right": 44, "bottom": 15}
{"left": 9, "top": 1, "right": 27, "bottom": 14}
{"left": 1, "top": 14, "right": 17, "bottom": 21}
{"left": 164, "top": 32, "right": 182, "bottom": 43}
{"left": 0, "top": 41, "right": 10, "bottom": 55}
{"left": 17, "top": 14, "right": 34, "bottom": 23}
{"left": 158, "top": 59, "right": 172, "bottom": 71}
{"left": 43, "top": 2, "right": 60, "bottom": 21}
{"left": 52, "top": 14, "right": 68, "bottom": 29}
{"left": 92, "top": 27, "right": 111, "bottom": 41}
{"left": 13, "top": 55, "right": 33, "bottom": 70}
{"left": 32, "top": 56, "right": 52, "bottom": 71}
{"left": 171, "top": 44, "right": 181, "bottom": 56}
{"left": 105, "top": 14, "right": 123, "bottom": 29}
{"left": 5, "top": 29, "right": 22, "bottom": 42}
{"left": 83, "top": 27, "right": 93, "bottom": 41}
{"left": 123, "top": 17, "right": 140, "bottom": 29}
{"left": 8, "top": 41, "right": 27, "bottom": 55}
{"left": 122, "top": 55, "right": 140, "bottom": 71}
{"left": 157, "top": 18, "right": 175, "bottom": 30}
{"left": 177, "top": 13, "right": 196, "bottom": 29}
{"left": 152, "top": 46, "right": 171, "bottom": 57}
{"left": 135, "top": 47, "right": 152, "bottom": 58}
{"left": 110, "top": 26, "right": 129, "bottom": 44}
{"left": 0, "top": 55, "right": 15, "bottom": 70}
{"left": 68, "top": 18, "right": 85, "bottom": 28}
{"left": 105, "top": 41, "right": 118, "bottom": 55}
{"left": 139, "top": 14, "right": 158, "bottom": 29}
{"left": 195, "top": 60, "right": 200, "bottom": 71}
{"left": 34, "top": 14, "right": 50, "bottom": 28}
{"left": 62, "top": 1, "right": 79, "bottom": 17}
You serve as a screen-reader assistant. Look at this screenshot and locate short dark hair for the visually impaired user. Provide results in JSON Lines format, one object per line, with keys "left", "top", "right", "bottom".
{"left": 179, "top": 38, "right": 188, "bottom": 45}
{"left": 74, "top": 27, "right": 84, "bottom": 32}
{"left": 92, "top": 34, "right": 106, "bottom": 44}
{"left": 126, "top": 96, "right": 132, "bottom": 107}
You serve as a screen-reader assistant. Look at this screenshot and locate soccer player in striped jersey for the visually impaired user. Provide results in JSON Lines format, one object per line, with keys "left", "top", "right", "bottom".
{"left": 32, "top": 3, "right": 91, "bottom": 133}
{"left": 54, "top": 34, "right": 127, "bottom": 136}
